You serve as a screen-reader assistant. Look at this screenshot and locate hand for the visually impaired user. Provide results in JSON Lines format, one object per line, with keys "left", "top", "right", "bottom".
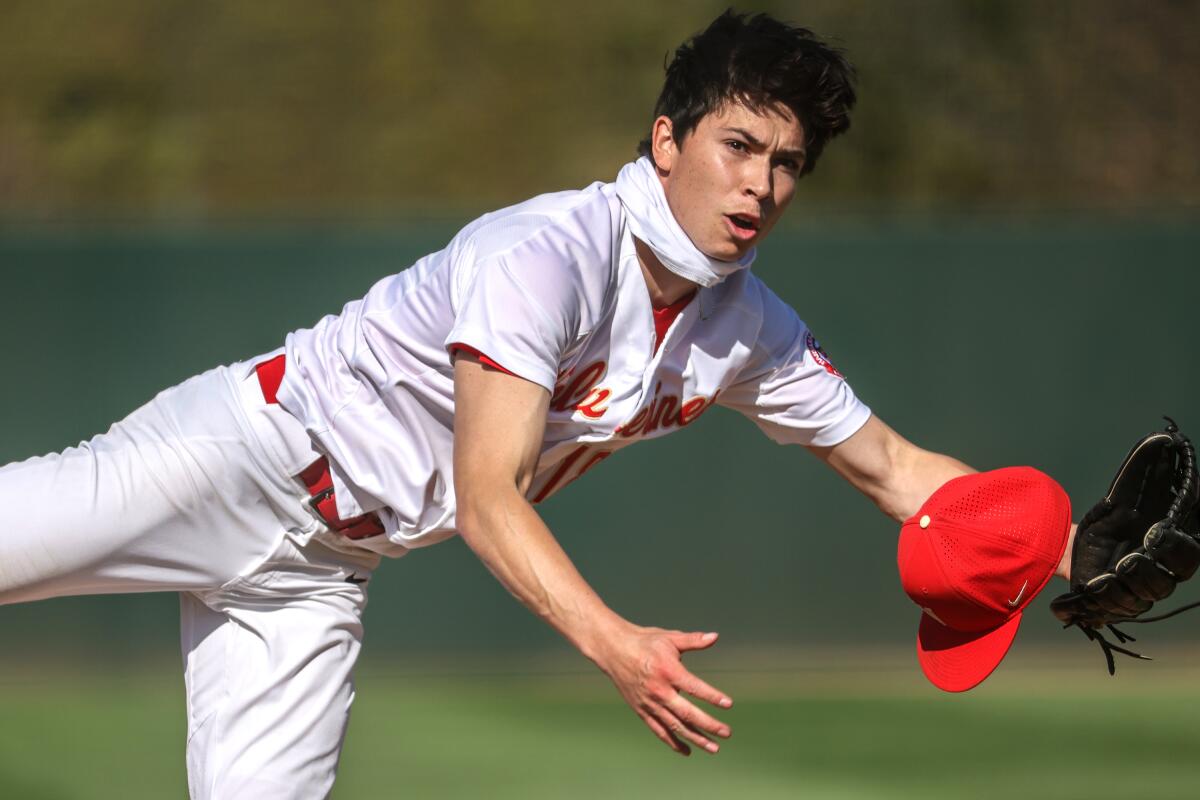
{"left": 589, "top": 624, "right": 733, "bottom": 756}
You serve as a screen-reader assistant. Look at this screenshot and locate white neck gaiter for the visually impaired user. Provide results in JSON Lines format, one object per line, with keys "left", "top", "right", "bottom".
{"left": 614, "top": 156, "right": 756, "bottom": 288}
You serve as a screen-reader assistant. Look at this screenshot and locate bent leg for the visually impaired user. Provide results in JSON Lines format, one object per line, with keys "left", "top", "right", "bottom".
{"left": 182, "top": 535, "right": 380, "bottom": 800}
{"left": 0, "top": 362, "right": 315, "bottom": 604}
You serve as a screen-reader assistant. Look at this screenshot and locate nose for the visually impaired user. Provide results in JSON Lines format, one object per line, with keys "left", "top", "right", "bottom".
{"left": 742, "top": 157, "right": 771, "bottom": 200}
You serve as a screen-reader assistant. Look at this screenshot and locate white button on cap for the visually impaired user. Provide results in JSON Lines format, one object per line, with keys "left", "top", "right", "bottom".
{"left": 919, "top": 515, "right": 931, "bottom": 529}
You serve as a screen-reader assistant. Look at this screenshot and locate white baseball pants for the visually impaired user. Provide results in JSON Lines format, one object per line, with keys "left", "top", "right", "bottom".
{"left": 0, "top": 354, "right": 385, "bottom": 799}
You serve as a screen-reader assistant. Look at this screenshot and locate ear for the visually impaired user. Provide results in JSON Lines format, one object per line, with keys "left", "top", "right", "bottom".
{"left": 649, "top": 115, "right": 677, "bottom": 174}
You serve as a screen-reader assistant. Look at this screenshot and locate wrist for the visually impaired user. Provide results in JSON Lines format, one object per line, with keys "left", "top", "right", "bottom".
{"left": 573, "top": 612, "right": 635, "bottom": 670}
{"left": 1055, "top": 523, "right": 1078, "bottom": 582}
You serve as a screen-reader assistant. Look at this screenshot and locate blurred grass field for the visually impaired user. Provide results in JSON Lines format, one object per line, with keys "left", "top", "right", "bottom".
{"left": 3, "top": 651, "right": 1199, "bottom": 799}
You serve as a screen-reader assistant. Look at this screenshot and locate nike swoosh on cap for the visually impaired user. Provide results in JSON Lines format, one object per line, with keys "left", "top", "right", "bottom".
{"left": 1007, "top": 580, "right": 1029, "bottom": 607}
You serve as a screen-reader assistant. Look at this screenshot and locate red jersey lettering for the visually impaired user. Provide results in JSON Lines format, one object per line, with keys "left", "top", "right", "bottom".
{"left": 532, "top": 445, "right": 612, "bottom": 503}
{"left": 551, "top": 360, "right": 607, "bottom": 412}
{"left": 615, "top": 390, "right": 719, "bottom": 437}
{"left": 576, "top": 388, "right": 612, "bottom": 419}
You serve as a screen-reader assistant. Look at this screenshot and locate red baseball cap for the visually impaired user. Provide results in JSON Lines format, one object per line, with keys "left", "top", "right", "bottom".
{"left": 897, "top": 467, "right": 1071, "bottom": 692}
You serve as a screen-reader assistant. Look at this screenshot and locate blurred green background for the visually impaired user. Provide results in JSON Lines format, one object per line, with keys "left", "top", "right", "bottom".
{"left": 3, "top": 0, "right": 1198, "bottom": 220}
{"left": 2, "top": 1, "right": 1199, "bottom": 797}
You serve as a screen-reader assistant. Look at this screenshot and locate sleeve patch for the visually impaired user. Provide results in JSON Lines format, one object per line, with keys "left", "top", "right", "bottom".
{"left": 806, "top": 331, "right": 845, "bottom": 379}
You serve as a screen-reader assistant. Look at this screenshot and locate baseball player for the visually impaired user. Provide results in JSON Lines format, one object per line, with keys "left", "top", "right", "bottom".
{"left": 14, "top": 8, "right": 1182, "bottom": 799}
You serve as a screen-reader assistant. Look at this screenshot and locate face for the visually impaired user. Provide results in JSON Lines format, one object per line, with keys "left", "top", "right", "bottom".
{"left": 650, "top": 102, "right": 806, "bottom": 261}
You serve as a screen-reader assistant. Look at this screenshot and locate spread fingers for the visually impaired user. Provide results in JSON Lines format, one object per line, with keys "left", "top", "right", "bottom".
{"left": 656, "top": 704, "right": 721, "bottom": 754}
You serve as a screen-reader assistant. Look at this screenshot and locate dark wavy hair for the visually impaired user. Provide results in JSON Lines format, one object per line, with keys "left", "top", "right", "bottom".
{"left": 637, "top": 10, "right": 857, "bottom": 176}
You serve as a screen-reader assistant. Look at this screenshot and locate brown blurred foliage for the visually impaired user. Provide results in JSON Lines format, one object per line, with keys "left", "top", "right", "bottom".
{"left": 0, "top": 0, "right": 1197, "bottom": 222}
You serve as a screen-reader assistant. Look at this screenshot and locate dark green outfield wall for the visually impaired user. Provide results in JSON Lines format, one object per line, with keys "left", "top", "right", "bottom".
{"left": 1, "top": 221, "right": 1197, "bottom": 656}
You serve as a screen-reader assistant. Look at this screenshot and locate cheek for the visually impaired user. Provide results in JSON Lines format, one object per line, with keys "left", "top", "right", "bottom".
{"left": 677, "top": 168, "right": 718, "bottom": 223}
{"left": 682, "top": 163, "right": 716, "bottom": 203}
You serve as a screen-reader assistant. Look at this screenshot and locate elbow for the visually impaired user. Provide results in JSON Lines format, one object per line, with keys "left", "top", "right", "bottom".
{"left": 454, "top": 475, "right": 527, "bottom": 548}
{"left": 816, "top": 414, "right": 973, "bottom": 524}
{"left": 454, "top": 480, "right": 493, "bottom": 546}
{"left": 454, "top": 456, "right": 535, "bottom": 542}
{"left": 455, "top": 497, "right": 485, "bottom": 545}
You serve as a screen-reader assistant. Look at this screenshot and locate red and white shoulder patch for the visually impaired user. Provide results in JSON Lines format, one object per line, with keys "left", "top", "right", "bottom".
{"left": 806, "top": 331, "right": 845, "bottom": 379}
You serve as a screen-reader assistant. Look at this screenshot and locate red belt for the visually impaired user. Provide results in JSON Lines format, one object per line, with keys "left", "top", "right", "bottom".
{"left": 255, "top": 354, "right": 385, "bottom": 540}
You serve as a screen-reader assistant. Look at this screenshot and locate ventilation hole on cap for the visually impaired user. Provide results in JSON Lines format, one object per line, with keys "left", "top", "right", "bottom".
{"left": 938, "top": 475, "right": 1068, "bottom": 554}
{"left": 931, "top": 472, "right": 1071, "bottom": 606}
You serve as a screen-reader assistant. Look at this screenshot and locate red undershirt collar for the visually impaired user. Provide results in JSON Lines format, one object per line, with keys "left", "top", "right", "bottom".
{"left": 652, "top": 291, "right": 696, "bottom": 353}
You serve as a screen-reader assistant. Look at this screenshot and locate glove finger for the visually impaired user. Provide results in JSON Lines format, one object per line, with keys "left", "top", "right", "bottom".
{"left": 1114, "top": 551, "right": 1177, "bottom": 601}
{"left": 1145, "top": 522, "right": 1200, "bottom": 580}
{"left": 1049, "top": 592, "right": 1109, "bottom": 629}
{"left": 1085, "top": 573, "right": 1154, "bottom": 618}
{"left": 1070, "top": 505, "right": 1143, "bottom": 583}
{"left": 1107, "top": 433, "right": 1175, "bottom": 515}
{"left": 1143, "top": 447, "right": 1183, "bottom": 516}
{"left": 1049, "top": 592, "right": 1086, "bottom": 625}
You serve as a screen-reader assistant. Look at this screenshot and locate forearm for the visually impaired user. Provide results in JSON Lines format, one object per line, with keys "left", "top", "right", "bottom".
{"left": 813, "top": 416, "right": 975, "bottom": 523}
{"left": 457, "top": 486, "right": 625, "bottom": 663}
{"left": 881, "top": 446, "right": 975, "bottom": 522}
{"left": 459, "top": 485, "right": 732, "bottom": 756}
{"left": 1056, "top": 524, "right": 1077, "bottom": 581}
{"left": 451, "top": 357, "right": 731, "bottom": 756}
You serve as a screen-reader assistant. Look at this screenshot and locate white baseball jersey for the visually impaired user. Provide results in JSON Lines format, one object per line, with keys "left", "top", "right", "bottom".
{"left": 278, "top": 180, "right": 871, "bottom": 556}
{"left": 0, "top": 175, "right": 869, "bottom": 798}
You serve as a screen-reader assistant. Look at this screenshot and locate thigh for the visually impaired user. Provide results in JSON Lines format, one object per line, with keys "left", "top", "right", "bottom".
{"left": 182, "top": 535, "right": 380, "bottom": 800}
{"left": 0, "top": 364, "right": 310, "bottom": 604}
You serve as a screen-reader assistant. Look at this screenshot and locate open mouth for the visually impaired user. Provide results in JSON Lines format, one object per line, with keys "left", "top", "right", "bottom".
{"left": 726, "top": 214, "right": 760, "bottom": 240}
{"left": 728, "top": 214, "right": 759, "bottom": 231}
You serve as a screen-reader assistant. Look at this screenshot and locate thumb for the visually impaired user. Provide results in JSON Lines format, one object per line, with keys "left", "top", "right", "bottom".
{"left": 669, "top": 631, "right": 719, "bottom": 653}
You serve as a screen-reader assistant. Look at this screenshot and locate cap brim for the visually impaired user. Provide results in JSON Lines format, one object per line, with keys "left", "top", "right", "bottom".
{"left": 916, "top": 612, "right": 1023, "bottom": 693}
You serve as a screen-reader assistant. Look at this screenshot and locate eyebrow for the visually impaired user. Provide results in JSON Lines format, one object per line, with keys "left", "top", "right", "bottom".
{"left": 722, "top": 127, "right": 807, "bottom": 161}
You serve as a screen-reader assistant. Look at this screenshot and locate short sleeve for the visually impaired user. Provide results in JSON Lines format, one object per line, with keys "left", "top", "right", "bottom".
{"left": 444, "top": 235, "right": 592, "bottom": 393}
{"left": 718, "top": 290, "right": 871, "bottom": 447}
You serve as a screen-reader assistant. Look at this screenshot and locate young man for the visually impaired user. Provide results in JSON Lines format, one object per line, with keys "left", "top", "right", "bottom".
{"left": 0, "top": 10, "right": 1070, "bottom": 799}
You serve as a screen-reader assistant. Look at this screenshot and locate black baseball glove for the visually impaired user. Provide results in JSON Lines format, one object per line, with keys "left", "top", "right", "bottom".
{"left": 1049, "top": 418, "right": 1200, "bottom": 673}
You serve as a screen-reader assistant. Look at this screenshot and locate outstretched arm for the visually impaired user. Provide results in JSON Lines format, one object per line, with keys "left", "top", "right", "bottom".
{"left": 808, "top": 415, "right": 1076, "bottom": 578}
{"left": 807, "top": 415, "right": 974, "bottom": 523}
{"left": 452, "top": 353, "right": 733, "bottom": 756}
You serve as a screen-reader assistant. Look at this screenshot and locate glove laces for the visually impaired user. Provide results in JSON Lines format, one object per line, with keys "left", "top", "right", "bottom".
{"left": 1163, "top": 416, "right": 1196, "bottom": 527}
{"left": 1070, "top": 597, "right": 1200, "bottom": 676}
{"left": 1070, "top": 624, "right": 1150, "bottom": 675}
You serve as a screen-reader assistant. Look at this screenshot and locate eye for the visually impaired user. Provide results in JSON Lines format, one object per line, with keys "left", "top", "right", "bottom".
{"left": 775, "top": 158, "right": 802, "bottom": 173}
{"left": 725, "top": 139, "right": 747, "bottom": 152}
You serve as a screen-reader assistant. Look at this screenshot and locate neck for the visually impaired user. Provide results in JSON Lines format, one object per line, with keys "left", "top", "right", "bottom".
{"left": 633, "top": 236, "right": 698, "bottom": 308}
